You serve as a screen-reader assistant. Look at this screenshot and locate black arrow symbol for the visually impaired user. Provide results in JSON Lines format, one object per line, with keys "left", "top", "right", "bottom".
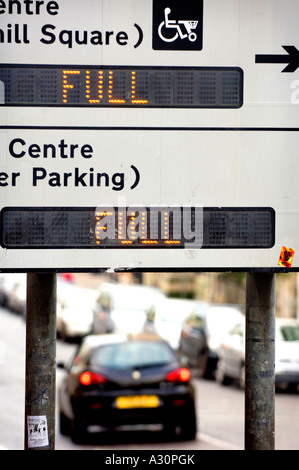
{"left": 255, "top": 45, "right": 299, "bottom": 72}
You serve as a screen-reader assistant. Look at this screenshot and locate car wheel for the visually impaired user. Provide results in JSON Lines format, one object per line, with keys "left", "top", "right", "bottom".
{"left": 198, "top": 351, "right": 213, "bottom": 379}
{"left": 162, "top": 423, "right": 177, "bottom": 440}
{"left": 179, "top": 407, "right": 197, "bottom": 441}
{"left": 70, "top": 418, "right": 88, "bottom": 444}
{"left": 215, "top": 359, "right": 233, "bottom": 386}
{"left": 59, "top": 411, "right": 71, "bottom": 436}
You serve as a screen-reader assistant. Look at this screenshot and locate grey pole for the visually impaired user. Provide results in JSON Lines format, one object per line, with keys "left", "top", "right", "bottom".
{"left": 24, "top": 273, "right": 57, "bottom": 450}
{"left": 245, "top": 272, "right": 275, "bottom": 450}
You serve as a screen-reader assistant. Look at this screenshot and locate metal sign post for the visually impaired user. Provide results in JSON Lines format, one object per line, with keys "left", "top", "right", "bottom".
{"left": 24, "top": 273, "right": 56, "bottom": 451}
{"left": 245, "top": 272, "right": 276, "bottom": 450}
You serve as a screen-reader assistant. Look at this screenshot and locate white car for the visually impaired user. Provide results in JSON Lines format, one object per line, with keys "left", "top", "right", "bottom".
{"left": 216, "top": 316, "right": 299, "bottom": 391}
{"left": 275, "top": 318, "right": 299, "bottom": 390}
{"left": 56, "top": 281, "right": 97, "bottom": 340}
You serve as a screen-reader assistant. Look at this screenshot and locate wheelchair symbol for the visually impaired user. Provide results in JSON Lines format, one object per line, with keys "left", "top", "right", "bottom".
{"left": 158, "top": 7, "right": 198, "bottom": 43}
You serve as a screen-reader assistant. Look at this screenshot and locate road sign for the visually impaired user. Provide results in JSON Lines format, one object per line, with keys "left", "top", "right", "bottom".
{"left": 0, "top": 0, "right": 299, "bottom": 272}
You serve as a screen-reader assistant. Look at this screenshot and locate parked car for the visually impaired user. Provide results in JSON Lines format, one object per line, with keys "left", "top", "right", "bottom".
{"left": 92, "top": 282, "right": 166, "bottom": 335}
{"left": 215, "top": 318, "right": 246, "bottom": 388}
{"left": 179, "top": 303, "right": 244, "bottom": 379}
{"left": 0, "top": 273, "right": 26, "bottom": 315}
{"left": 58, "top": 333, "right": 197, "bottom": 443}
{"left": 276, "top": 318, "right": 299, "bottom": 390}
{"left": 56, "top": 280, "right": 97, "bottom": 341}
{"left": 215, "top": 316, "right": 299, "bottom": 391}
{"left": 151, "top": 298, "right": 207, "bottom": 350}
{"left": 0, "top": 274, "right": 11, "bottom": 308}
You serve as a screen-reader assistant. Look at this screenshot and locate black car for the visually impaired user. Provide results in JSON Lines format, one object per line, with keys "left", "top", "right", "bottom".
{"left": 58, "top": 333, "right": 197, "bottom": 443}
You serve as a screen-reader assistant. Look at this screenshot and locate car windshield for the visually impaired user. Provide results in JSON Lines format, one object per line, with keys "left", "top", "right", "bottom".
{"left": 279, "top": 325, "right": 299, "bottom": 342}
{"left": 91, "top": 341, "right": 175, "bottom": 370}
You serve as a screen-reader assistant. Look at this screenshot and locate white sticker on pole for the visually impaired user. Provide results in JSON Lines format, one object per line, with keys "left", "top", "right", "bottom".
{"left": 27, "top": 415, "right": 49, "bottom": 448}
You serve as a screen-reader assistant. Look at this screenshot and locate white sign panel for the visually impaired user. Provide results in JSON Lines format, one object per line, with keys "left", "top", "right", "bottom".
{"left": 0, "top": 0, "right": 298, "bottom": 271}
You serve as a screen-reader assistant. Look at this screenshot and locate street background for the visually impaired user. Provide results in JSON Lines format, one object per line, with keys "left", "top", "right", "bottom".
{"left": 0, "top": 291, "right": 299, "bottom": 451}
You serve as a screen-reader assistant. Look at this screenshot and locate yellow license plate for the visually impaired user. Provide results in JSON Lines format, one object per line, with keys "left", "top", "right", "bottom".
{"left": 116, "top": 395, "right": 159, "bottom": 409}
